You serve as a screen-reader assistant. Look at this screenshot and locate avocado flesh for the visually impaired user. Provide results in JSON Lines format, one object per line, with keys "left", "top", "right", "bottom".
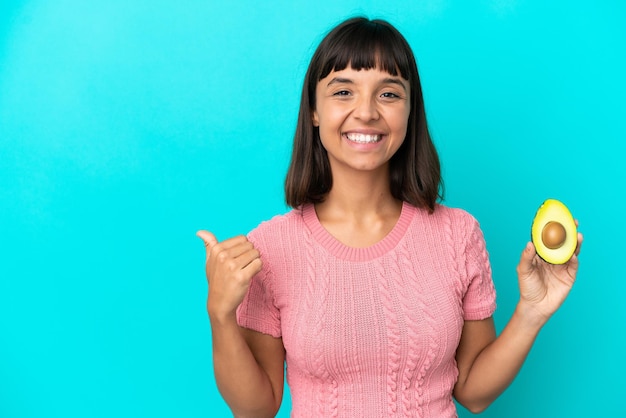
{"left": 531, "top": 199, "right": 577, "bottom": 264}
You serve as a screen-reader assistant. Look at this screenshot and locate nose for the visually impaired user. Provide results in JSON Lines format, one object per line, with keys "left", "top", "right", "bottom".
{"left": 353, "top": 95, "right": 379, "bottom": 121}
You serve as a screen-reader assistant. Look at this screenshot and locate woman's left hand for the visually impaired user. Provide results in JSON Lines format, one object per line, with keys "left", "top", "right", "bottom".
{"left": 515, "top": 225, "right": 583, "bottom": 326}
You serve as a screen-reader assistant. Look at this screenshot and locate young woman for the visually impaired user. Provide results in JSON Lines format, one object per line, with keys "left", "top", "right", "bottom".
{"left": 197, "top": 17, "right": 582, "bottom": 417}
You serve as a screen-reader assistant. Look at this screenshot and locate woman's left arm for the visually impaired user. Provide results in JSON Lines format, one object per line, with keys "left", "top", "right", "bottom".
{"left": 453, "top": 231, "right": 583, "bottom": 413}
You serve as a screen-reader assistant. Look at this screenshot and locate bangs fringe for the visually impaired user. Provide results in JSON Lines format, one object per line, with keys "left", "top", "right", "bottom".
{"left": 317, "top": 20, "right": 413, "bottom": 81}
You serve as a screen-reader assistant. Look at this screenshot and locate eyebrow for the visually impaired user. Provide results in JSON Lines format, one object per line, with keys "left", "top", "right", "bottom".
{"left": 326, "top": 77, "right": 408, "bottom": 92}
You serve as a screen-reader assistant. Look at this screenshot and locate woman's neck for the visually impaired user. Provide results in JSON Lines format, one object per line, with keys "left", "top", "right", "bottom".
{"left": 321, "top": 164, "right": 397, "bottom": 212}
{"left": 313, "top": 167, "right": 403, "bottom": 248}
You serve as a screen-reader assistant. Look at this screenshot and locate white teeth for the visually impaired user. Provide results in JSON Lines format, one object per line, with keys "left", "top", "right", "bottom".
{"left": 346, "top": 133, "right": 382, "bottom": 143}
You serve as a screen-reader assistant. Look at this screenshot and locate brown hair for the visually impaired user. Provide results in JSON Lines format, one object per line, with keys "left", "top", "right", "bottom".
{"left": 285, "top": 17, "right": 443, "bottom": 212}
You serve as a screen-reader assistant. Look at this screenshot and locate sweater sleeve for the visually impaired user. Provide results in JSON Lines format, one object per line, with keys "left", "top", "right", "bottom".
{"left": 236, "top": 229, "right": 282, "bottom": 338}
{"left": 461, "top": 215, "right": 497, "bottom": 321}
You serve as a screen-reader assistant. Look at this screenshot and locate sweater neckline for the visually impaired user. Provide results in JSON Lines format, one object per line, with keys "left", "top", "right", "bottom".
{"left": 301, "top": 201, "right": 416, "bottom": 261}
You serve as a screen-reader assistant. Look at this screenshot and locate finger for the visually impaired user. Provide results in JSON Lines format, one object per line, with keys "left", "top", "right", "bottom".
{"left": 574, "top": 232, "right": 583, "bottom": 256}
{"left": 517, "top": 241, "right": 536, "bottom": 278}
{"left": 235, "top": 246, "right": 261, "bottom": 269}
{"left": 223, "top": 240, "right": 258, "bottom": 262}
{"left": 241, "top": 256, "right": 263, "bottom": 278}
{"left": 217, "top": 235, "right": 251, "bottom": 251}
{"left": 565, "top": 246, "right": 580, "bottom": 280}
{"left": 197, "top": 230, "right": 217, "bottom": 263}
{"left": 196, "top": 230, "right": 218, "bottom": 254}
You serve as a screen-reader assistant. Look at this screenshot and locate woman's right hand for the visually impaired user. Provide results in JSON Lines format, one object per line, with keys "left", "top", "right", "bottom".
{"left": 196, "top": 231, "right": 263, "bottom": 322}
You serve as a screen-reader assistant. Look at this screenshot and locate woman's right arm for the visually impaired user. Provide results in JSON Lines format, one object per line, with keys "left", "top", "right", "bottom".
{"left": 198, "top": 231, "right": 285, "bottom": 418}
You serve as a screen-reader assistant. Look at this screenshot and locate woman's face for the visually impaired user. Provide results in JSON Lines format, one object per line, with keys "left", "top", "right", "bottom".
{"left": 312, "top": 66, "right": 410, "bottom": 176}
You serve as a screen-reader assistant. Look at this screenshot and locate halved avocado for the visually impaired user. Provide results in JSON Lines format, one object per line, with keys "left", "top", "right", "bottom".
{"left": 531, "top": 199, "right": 577, "bottom": 264}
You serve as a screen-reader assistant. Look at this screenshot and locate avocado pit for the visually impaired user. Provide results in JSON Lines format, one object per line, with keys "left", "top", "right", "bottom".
{"left": 541, "top": 221, "right": 566, "bottom": 249}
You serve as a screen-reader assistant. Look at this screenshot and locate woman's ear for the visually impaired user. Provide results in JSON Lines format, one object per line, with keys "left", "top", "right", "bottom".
{"left": 312, "top": 110, "right": 320, "bottom": 127}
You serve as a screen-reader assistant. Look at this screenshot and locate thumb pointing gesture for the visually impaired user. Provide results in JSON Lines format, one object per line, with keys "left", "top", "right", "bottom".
{"left": 196, "top": 230, "right": 262, "bottom": 319}
{"left": 197, "top": 230, "right": 218, "bottom": 260}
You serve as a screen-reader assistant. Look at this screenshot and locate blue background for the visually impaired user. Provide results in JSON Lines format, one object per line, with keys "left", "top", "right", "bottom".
{"left": 1, "top": 1, "right": 624, "bottom": 417}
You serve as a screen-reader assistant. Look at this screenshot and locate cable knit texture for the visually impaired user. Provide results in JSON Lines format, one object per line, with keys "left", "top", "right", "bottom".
{"left": 237, "top": 202, "right": 496, "bottom": 417}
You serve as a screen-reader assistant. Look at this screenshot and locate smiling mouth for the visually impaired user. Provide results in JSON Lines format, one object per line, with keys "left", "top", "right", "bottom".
{"left": 345, "top": 133, "right": 382, "bottom": 144}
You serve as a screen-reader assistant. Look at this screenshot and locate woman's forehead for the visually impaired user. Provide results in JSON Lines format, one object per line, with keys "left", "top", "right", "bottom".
{"left": 322, "top": 63, "right": 408, "bottom": 82}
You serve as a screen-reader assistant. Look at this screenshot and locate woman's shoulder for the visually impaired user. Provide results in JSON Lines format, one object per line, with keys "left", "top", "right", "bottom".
{"left": 413, "top": 204, "right": 489, "bottom": 267}
{"left": 246, "top": 207, "right": 309, "bottom": 267}
{"left": 422, "top": 203, "right": 480, "bottom": 230}
{"left": 408, "top": 203, "right": 484, "bottom": 250}
{"left": 247, "top": 206, "right": 305, "bottom": 241}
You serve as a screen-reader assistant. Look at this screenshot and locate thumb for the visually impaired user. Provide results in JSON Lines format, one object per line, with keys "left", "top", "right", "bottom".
{"left": 196, "top": 230, "right": 218, "bottom": 255}
{"left": 517, "top": 241, "right": 536, "bottom": 278}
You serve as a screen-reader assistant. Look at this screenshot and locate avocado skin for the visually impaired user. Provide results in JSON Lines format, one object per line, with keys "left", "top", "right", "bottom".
{"left": 531, "top": 199, "right": 577, "bottom": 265}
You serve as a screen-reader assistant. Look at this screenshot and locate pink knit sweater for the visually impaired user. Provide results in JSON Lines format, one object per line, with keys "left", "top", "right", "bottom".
{"left": 237, "top": 202, "right": 496, "bottom": 417}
